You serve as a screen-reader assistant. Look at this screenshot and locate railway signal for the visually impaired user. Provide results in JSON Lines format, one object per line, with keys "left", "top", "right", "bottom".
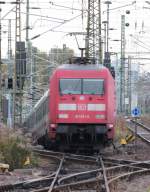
{"left": 7, "top": 78, "right": 13, "bottom": 89}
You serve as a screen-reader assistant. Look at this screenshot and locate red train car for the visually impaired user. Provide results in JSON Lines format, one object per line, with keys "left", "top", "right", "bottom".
{"left": 49, "top": 64, "right": 116, "bottom": 149}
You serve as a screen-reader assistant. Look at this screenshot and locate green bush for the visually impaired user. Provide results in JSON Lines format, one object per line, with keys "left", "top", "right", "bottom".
{"left": 0, "top": 137, "right": 38, "bottom": 171}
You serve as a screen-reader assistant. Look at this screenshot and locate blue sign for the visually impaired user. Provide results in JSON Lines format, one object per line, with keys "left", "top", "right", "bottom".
{"left": 132, "top": 107, "right": 140, "bottom": 117}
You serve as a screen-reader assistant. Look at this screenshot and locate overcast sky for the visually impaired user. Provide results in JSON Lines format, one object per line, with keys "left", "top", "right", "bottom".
{"left": 1, "top": 0, "right": 150, "bottom": 71}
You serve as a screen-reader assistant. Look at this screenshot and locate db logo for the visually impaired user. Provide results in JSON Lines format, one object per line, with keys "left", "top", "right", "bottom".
{"left": 77, "top": 104, "right": 87, "bottom": 111}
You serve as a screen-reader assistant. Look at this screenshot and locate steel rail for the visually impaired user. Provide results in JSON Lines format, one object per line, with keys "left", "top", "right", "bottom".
{"left": 28, "top": 177, "right": 105, "bottom": 192}
{"left": 57, "top": 159, "right": 150, "bottom": 188}
{"left": 99, "top": 157, "right": 110, "bottom": 192}
{"left": 33, "top": 153, "right": 62, "bottom": 161}
{"left": 55, "top": 163, "right": 150, "bottom": 192}
{"left": 128, "top": 125, "right": 150, "bottom": 144}
{"left": 58, "top": 162, "right": 147, "bottom": 185}
{"left": 1, "top": 160, "right": 150, "bottom": 191}
{"left": 131, "top": 120, "right": 150, "bottom": 132}
{"left": 35, "top": 148, "right": 150, "bottom": 168}
{"left": 30, "top": 155, "right": 65, "bottom": 192}
{"left": 34, "top": 149, "right": 147, "bottom": 165}
{"left": 2, "top": 147, "right": 150, "bottom": 191}
{"left": 23, "top": 173, "right": 55, "bottom": 189}
{"left": 126, "top": 119, "right": 150, "bottom": 144}
{"left": 33, "top": 148, "right": 97, "bottom": 161}
{"left": 0, "top": 182, "right": 23, "bottom": 192}
{"left": 29, "top": 168, "right": 150, "bottom": 192}
{"left": 33, "top": 149, "right": 64, "bottom": 156}
{"left": 48, "top": 154, "right": 65, "bottom": 192}
{"left": 108, "top": 168, "right": 150, "bottom": 184}
{"left": 33, "top": 149, "right": 98, "bottom": 165}
{"left": 0, "top": 174, "right": 56, "bottom": 192}
{"left": 102, "top": 157, "right": 137, "bottom": 164}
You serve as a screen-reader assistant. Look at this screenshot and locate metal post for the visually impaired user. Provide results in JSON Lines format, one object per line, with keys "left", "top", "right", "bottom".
{"left": 102, "top": 21, "right": 107, "bottom": 55}
{"left": 128, "top": 56, "right": 132, "bottom": 114}
{"left": 134, "top": 117, "right": 137, "bottom": 152}
{"left": 26, "top": 0, "right": 29, "bottom": 44}
{"left": 104, "top": 1, "right": 112, "bottom": 53}
{"left": 13, "top": 0, "right": 22, "bottom": 128}
{"left": 12, "top": 37, "right": 16, "bottom": 128}
{"left": 120, "top": 15, "right": 125, "bottom": 113}
{"left": 30, "top": 44, "right": 34, "bottom": 108}
{"left": 26, "top": 0, "right": 33, "bottom": 108}
{"left": 85, "top": 1, "right": 90, "bottom": 60}
{"left": 103, "top": 1, "right": 111, "bottom": 69}
{"left": 26, "top": 0, "right": 29, "bottom": 81}
{"left": 8, "top": 19, "right": 13, "bottom": 78}
{"left": 0, "top": 8, "right": 2, "bottom": 122}
{"left": 98, "top": 0, "right": 102, "bottom": 64}
{"left": 7, "top": 19, "right": 13, "bottom": 128}
{"left": 106, "top": 2, "right": 109, "bottom": 53}
{"left": 26, "top": 0, "right": 31, "bottom": 80}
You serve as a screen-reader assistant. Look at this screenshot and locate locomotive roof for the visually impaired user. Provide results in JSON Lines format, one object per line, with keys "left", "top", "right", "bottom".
{"left": 57, "top": 64, "right": 106, "bottom": 71}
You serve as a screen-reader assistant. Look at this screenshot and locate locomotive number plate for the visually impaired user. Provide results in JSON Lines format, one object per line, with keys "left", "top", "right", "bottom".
{"left": 75, "top": 114, "right": 90, "bottom": 119}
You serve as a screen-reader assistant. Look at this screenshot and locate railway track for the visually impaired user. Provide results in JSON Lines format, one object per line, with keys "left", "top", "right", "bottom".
{"left": 1, "top": 149, "right": 150, "bottom": 192}
{"left": 128, "top": 119, "right": 150, "bottom": 144}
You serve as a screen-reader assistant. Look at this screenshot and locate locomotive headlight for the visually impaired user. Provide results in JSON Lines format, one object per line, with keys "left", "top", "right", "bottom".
{"left": 59, "top": 114, "right": 68, "bottom": 118}
{"left": 108, "top": 124, "right": 113, "bottom": 128}
{"left": 50, "top": 124, "right": 57, "bottom": 128}
{"left": 95, "top": 114, "right": 105, "bottom": 119}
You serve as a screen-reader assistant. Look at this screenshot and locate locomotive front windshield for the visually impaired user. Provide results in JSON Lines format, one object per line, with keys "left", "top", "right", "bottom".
{"left": 60, "top": 78, "right": 104, "bottom": 95}
{"left": 83, "top": 79, "right": 104, "bottom": 94}
{"left": 60, "top": 79, "right": 81, "bottom": 94}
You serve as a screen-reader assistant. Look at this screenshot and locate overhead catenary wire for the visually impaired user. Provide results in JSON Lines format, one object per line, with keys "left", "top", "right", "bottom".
{"left": 1, "top": 0, "right": 87, "bottom": 42}
{"left": 1, "top": 0, "right": 150, "bottom": 62}
{"left": 1, "top": 0, "right": 24, "bottom": 19}
{"left": 134, "top": 41, "right": 150, "bottom": 52}
{"left": 13, "top": 11, "right": 67, "bottom": 22}
{"left": 130, "top": 34, "right": 150, "bottom": 50}
{"left": 103, "top": 1, "right": 136, "bottom": 13}
{"left": 49, "top": 1, "right": 86, "bottom": 11}
{"left": 30, "top": 13, "right": 85, "bottom": 40}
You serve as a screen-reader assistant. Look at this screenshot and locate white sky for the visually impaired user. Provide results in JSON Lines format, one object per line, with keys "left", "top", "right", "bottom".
{"left": 1, "top": 0, "right": 150, "bottom": 71}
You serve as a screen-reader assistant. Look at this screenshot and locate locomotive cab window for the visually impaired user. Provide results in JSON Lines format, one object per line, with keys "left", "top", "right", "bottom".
{"left": 60, "top": 78, "right": 81, "bottom": 94}
{"left": 60, "top": 78, "right": 104, "bottom": 95}
{"left": 83, "top": 79, "right": 104, "bottom": 95}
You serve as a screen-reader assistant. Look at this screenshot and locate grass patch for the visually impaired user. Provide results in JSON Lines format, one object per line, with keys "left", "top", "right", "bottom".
{"left": 0, "top": 126, "right": 38, "bottom": 171}
{"left": 115, "top": 116, "right": 128, "bottom": 142}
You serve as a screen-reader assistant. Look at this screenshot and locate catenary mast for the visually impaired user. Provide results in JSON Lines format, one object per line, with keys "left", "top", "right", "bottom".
{"left": 85, "top": 0, "right": 102, "bottom": 64}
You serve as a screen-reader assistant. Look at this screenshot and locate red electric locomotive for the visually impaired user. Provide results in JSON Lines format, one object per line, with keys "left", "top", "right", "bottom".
{"left": 48, "top": 64, "right": 116, "bottom": 149}
{"left": 24, "top": 62, "right": 116, "bottom": 151}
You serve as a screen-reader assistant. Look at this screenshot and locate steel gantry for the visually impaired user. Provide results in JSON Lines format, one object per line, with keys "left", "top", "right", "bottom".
{"left": 85, "top": 0, "right": 102, "bottom": 64}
